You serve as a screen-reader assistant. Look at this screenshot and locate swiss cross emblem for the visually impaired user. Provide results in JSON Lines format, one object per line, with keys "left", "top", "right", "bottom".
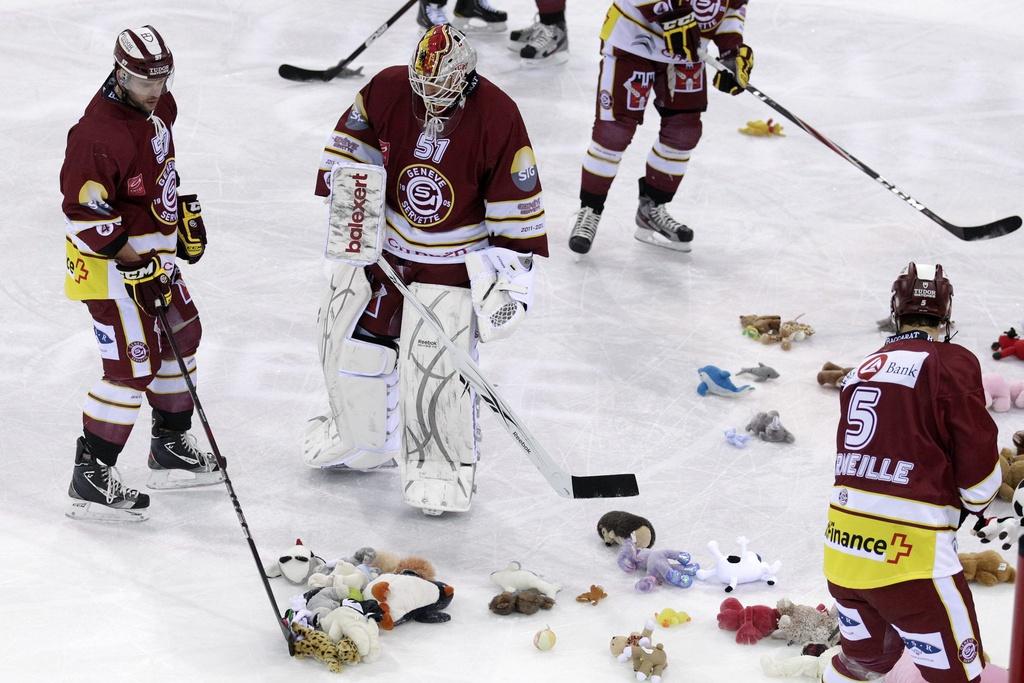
{"left": 887, "top": 533, "right": 913, "bottom": 564}
{"left": 74, "top": 258, "right": 89, "bottom": 283}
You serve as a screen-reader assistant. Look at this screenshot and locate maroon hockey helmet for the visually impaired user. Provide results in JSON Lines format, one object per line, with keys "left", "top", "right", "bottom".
{"left": 113, "top": 25, "right": 173, "bottom": 80}
{"left": 890, "top": 262, "right": 953, "bottom": 327}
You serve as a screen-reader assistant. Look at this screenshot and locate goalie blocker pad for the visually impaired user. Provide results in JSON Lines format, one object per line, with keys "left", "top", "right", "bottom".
{"left": 326, "top": 161, "right": 386, "bottom": 266}
{"left": 303, "top": 262, "right": 399, "bottom": 470}
{"left": 399, "top": 282, "right": 479, "bottom": 514}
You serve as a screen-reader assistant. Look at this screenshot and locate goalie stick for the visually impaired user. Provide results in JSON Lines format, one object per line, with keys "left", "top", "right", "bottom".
{"left": 278, "top": 0, "right": 418, "bottom": 82}
{"left": 155, "top": 308, "right": 294, "bottom": 653}
{"left": 705, "top": 54, "right": 1021, "bottom": 242}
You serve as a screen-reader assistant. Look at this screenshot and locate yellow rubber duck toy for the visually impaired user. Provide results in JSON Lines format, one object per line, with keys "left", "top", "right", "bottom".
{"left": 739, "top": 118, "right": 785, "bottom": 137}
{"left": 655, "top": 608, "right": 692, "bottom": 628}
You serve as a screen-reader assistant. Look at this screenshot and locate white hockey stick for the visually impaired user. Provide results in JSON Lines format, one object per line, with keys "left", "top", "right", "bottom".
{"left": 324, "top": 161, "right": 638, "bottom": 500}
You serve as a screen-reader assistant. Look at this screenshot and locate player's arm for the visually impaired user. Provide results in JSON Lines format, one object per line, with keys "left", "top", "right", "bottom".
{"left": 712, "top": 1, "right": 753, "bottom": 95}
{"left": 61, "top": 133, "right": 129, "bottom": 258}
{"left": 314, "top": 89, "right": 384, "bottom": 197}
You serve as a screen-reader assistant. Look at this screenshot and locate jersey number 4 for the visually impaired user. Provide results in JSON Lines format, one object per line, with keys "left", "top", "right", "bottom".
{"left": 844, "top": 386, "right": 880, "bottom": 450}
{"left": 414, "top": 133, "right": 450, "bottom": 163}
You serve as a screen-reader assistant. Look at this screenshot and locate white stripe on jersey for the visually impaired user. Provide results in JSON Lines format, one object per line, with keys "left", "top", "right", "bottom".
{"left": 83, "top": 379, "right": 143, "bottom": 427}
{"left": 383, "top": 208, "right": 489, "bottom": 264}
{"left": 958, "top": 462, "right": 1001, "bottom": 511}
{"left": 831, "top": 486, "right": 959, "bottom": 529}
{"left": 932, "top": 576, "right": 984, "bottom": 681}
{"left": 148, "top": 356, "right": 196, "bottom": 395}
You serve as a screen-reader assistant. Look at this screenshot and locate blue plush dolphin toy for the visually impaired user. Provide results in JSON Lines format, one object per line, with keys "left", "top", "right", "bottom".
{"left": 697, "top": 365, "right": 753, "bottom": 397}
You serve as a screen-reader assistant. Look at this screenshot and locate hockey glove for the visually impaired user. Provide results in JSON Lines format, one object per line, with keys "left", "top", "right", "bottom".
{"left": 176, "top": 194, "right": 207, "bottom": 264}
{"left": 466, "top": 247, "right": 534, "bottom": 343}
{"left": 714, "top": 44, "right": 754, "bottom": 95}
{"left": 973, "top": 514, "right": 1021, "bottom": 552}
{"left": 117, "top": 251, "right": 172, "bottom": 316}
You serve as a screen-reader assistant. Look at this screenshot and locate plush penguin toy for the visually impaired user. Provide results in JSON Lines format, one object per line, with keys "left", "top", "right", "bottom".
{"left": 265, "top": 538, "right": 326, "bottom": 584}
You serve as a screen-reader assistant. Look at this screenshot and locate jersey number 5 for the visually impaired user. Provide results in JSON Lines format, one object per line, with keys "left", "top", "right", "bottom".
{"left": 844, "top": 386, "right": 880, "bottom": 450}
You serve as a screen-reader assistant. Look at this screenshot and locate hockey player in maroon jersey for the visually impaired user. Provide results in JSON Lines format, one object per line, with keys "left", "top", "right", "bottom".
{"left": 305, "top": 25, "right": 547, "bottom": 515}
{"left": 569, "top": 0, "right": 753, "bottom": 254}
{"left": 61, "top": 25, "right": 221, "bottom": 522}
{"left": 822, "top": 264, "right": 1001, "bottom": 682}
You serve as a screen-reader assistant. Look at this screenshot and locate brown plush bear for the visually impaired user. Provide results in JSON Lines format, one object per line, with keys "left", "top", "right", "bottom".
{"left": 817, "top": 362, "right": 853, "bottom": 389}
{"left": 740, "top": 314, "right": 781, "bottom": 336}
{"left": 488, "top": 588, "right": 555, "bottom": 615}
{"left": 959, "top": 551, "right": 1015, "bottom": 586}
{"left": 997, "top": 448, "right": 1024, "bottom": 502}
{"left": 576, "top": 585, "right": 608, "bottom": 605}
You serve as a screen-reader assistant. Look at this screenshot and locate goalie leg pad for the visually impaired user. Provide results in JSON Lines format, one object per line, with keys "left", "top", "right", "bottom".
{"left": 398, "top": 283, "right": 480, "bottom": 514}
{"left": 304, "top": 262, "right": 400, "bottom": 470}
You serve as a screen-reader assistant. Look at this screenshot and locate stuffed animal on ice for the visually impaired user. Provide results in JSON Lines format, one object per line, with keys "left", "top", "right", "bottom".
{"left": 816, "top": 362, "right": 852, "bottom": 389}
{"left": 290, "top": 621, "right": 360, "bottom": 673}
{"left": 265, "top": 539, "right": 326, "bottom": 584}
{"left": 991, "top": 327, "right": 1024, "bottom": 360}
{"left": 739, "top": 118, "right": 785, "bottom": 137}
{"left": 760, "top": 645, "right": 840, "bottom": 679}
{"left": 737, "top": 362, "right": 780, "bottom": 382}
{"left": 597, "top": 510, "right": 656, "bottom": 549}
{"left": 365, "top": 573, "right": 454, "bottom": 630}
{"left": 717, "top": 597, "right": 780, "bottom": 644}
{"left": 654, "top": 608, "right": 690, "bottom": 628}
{"left": 307, "top": 560, "right": 369, "bottom": 597}
{"left": 745, "top": 411, "right": 795, "bottom": 443}
{"left": 740, "top": 315, "right": 781, "bottom": 338}
{"left": 489, "top": 588, "right": 555, "bottom": 615}
{"left": 489, "top": 561, "right": 561, "bottom": 599}
{"left": 576, "top": 585, "right": 608, "bottom": 605}
{"left": 697, "top": 365, "right": 753, "bottom": 397}
{"left": 344, "top": 547, "right": 436, "bottom": 581}
{"left": 740, "top": 315, "right": 814, "bottom": 350}
{"left": 771, "top": 598, "right": 839, "bottom": 648}
{"left": 696, "top": 537, "right": 781, "bottom": 592}
{"left": 319, "top": 599, "right": 382, "bottom": 662}
{"left": 981, "top": 374, "right": 1024, "bottom": 412}
{"left": 610, "top": 622, "right": 653, "bottom": 658}
{"left": 617, "top": 538, "right": 700, "bottom": 592}
{"left": 995, "top": 448, "right": 1024, "bottom": 501}
{"left": 959, "top": 550, "right": 1016, "bottom": 586}
{"left": 610, "top": 620, "right": 668, "bottom": 683}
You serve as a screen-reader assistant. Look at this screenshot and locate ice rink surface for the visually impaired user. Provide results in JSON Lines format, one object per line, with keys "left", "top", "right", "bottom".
{"left": 1, "top": 1, "right": 1021, "bottom": 680}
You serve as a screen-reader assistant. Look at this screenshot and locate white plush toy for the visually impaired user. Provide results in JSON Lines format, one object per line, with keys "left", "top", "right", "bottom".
{"left": 307, "top": 560, "right": 369, "bottom": 593}
{"left": 695, "top": 537, "right": 781, "bottom": 592}
{"left": 264, "top": 539, "right": 326, "bottom": 584}
{"left": 320, "top": 601, "right": 382, "bottom": 663}
{"left": 761, "top": 646, "right": 840, "bottom": 678}
{"left": 489, "top": 561, "right": 561, "bottom": 599}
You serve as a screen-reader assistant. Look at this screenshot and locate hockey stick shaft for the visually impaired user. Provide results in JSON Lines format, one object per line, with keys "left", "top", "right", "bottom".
{"left": 705, "top": 54, "right": 1021, "bottom": 241}
{"left": 374, "top": 258, "right": 638, "bottom": 500}
{"left": 278, "top": 0, "right": 418, "bottom": 82}
{"left": 155, "top": 307, "right": 293, "bottom": 651}
{"left": 1011, "top": 481, "right": 1024, "bottom": 682}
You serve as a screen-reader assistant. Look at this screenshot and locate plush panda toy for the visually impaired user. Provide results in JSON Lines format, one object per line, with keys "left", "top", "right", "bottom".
{"left": 265, "top": 538, "right": 326, "bottom": 584}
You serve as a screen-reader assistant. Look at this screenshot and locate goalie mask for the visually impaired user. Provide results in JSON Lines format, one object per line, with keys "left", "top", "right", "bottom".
{"left": 890, "top": 262, "right": 953, "bottom": 329}
{"left": 408, "top": 25, "right": 477, "bottom": 138}
{"left": 113, "top": 25, "right": 174, "bottom": 113}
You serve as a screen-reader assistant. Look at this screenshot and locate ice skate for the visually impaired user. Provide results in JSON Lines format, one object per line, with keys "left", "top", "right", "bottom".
{"left": 148, "top": 419, "right": 224, "bottom": 490}
{"left": 508, "top": 15, "right": 540, "bottom": 51}
{"left": 67, "top": 437, "right": 150, "bottom": 522}
{"left": 635, "top": 196, "right": 693, "bottom": 252}
{"left": 520, "top": 21, "right": 568, "bottom": 65}
{"left": 302, "top": 413, "right": 397, "bottom": 471}
{"left": 568, "top": 206, "right": 602, "bottom": 254}
{"left": 417, "top": 1, "right": 449, "bottom": 29}
{"left": 452, "top": 0, "right": 507, "bottom": 32}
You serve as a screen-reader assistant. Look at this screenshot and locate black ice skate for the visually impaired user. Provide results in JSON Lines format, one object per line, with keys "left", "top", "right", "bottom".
{"left": 452, "top": 0, "right": 507, "bottom": 32}
{"left": 67, "top": 437, "right": 150, "bottom": 523}
{"left": 635, "top": 196, "right": 693, "bottom": 252}
{"left": 508, "top": 16, "right": 540, "bottom": 50}
{"left": 569, "top": 206, "right": 602, "bottom": 254}
{"left": 520, "top": 21, "right": 568, "bottom": 65}
{"left": 417, "top": 1, "right": 449, "bottom": 29}
{"left": 148, "top": 421, "right": 224, "bottom": 490}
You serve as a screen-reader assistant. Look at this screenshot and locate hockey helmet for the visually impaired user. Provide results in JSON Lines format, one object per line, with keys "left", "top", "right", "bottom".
{"left": 114, "top": 25, "right": 173, "bottom": 80}
{"left": 408, "top": 25, "right": 477, "bottom": 135}
{"left": 890, "top": 262, "right": 953, "bottom": 328}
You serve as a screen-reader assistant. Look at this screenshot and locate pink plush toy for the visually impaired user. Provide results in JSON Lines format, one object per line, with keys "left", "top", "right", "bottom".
{"left": 982, "top": 373, "right": 1024, "bottom": 412}
{"left": 884, "top": 649, "right": 1007, "bottom": 682}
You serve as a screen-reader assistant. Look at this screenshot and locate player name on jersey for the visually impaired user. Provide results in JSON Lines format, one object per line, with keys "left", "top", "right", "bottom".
{"left": 834, "top": 452, "right": 914, "bottom": 485}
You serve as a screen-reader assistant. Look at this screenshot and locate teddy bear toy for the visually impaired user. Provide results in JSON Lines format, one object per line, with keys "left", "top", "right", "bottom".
{"left": 740, "top": 314, "right": 782, "bottom": 338}
{"left": 995, "top": 447, "right": 1024, "bottom": 501}
{"left": 992, "top": 327, "right": 1024, "bottom": 360}
{"left": 598, "top": 510, "right": 656, "bottom": 549}
{"left": 696, "top": 537, "right": 781, "bottom": 592}
{"left": 959, "top": 550, "right": 1016, "bottom": 586}
{"left": 489, "top": 588, "right": 555, "bottom": 615}
{"left": 981, "top": 374, "right": 1024, "bottom": 412}
{"left": 771, "top": 598, "right": 839, "bottom": 648}
{"left": 717, "top": 597, "right": 780, "bottom": 644}
{"left": 817, "top": 362, "right": 852, "bottom": 389}
{"left": 617, "top": 539, "right": 699, "bottom": 592}
{"left": 576, "top": 585, "right": 608, "bottom": 605}
{"left": 746, "top": 411, "right": 795, "bottom": 443}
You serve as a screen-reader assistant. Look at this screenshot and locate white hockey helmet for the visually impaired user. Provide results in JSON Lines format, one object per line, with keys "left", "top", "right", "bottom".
{"left": 408, "top": 25, "right": 477, "bottom": 137}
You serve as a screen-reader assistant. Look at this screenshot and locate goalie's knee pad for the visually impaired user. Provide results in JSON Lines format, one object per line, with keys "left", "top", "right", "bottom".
{"left": 304, "top": 262, "right": 400, "bottom": 470}
{"left": 398, "top": 282, "right": 480, "bottom": 514}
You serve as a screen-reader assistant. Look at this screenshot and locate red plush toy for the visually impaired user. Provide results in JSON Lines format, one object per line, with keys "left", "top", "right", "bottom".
{"left": 716, "top": 597, "right": 780, "bottom": 644}
{"left": 992, "top": 328, "right": 1024, "bottom": 360}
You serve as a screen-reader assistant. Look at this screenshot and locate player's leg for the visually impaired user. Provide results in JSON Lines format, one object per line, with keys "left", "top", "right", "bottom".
{"left": 633, "top": 62, "right": 707, "bottom": 251}
{"left": 517, "top": 0, "right": 568, "bottom": 64}
{"left": 571, "top": 50, "right": 649, "bottom": 254}
{"left": 303, "top": 262, "right": 402, "bottom": 471}
{"left": 452, "top": 0, "right": 508, "bottom": 33}
{"left": 146, "top": 276, "right": 223, "bottom": 489}
{"left": 397, "top": 282, "right": 479, "bottom": 516}
{"left": 823, "top": 582, "right": 905, "bottom": 681}
{"left": 68, "top": 299, "right": 154, "bottom": 521}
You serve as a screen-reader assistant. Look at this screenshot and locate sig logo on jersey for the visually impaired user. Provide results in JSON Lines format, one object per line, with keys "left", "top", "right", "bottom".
{"left": 624, "top": 70, "right": 655, "bottom": 111}
{"left": 510, "top": 147, "right": 538, "bottom": 193}
{"left": 397, "top": 164, "right": 454, "bottom": 227}
{"left": 346, "top": 106, "right": 369, "bottom": 131}
{"left": 151, "top": 158, "right": 178, "bottom": 226}
{"left": 78, "top": 180, "right": 115, "bottom": 216}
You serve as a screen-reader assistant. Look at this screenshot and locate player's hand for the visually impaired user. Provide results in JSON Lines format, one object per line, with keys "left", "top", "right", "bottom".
{"left": 118, "top": 251, "right": 172, "bottom": 316}
{"left": 466, "top": 248, "right": 534, "bottom": 343}
{"left": 176, "top": 194, "right": 207, "bottom": 264}
{"left": 714, "top": 44, "right": 754, "bottom": 95}
{"left": 973, "top": 514, "right": 1021, "bottom": 551}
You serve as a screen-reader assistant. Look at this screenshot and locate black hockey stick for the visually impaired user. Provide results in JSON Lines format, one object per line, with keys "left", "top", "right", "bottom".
{"left": 706, "top": 54, "right": 1021, "bottom": 241}
{"left": 155, "top": 307, "right": 294, "bottom": 653}
{"left": 278, "top": 0, "right": 418, "bottom": 82}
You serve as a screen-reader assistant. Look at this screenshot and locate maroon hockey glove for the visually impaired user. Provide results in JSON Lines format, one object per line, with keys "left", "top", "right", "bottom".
{"left": 117, "top": 251, "right": 172, "bottom": 316}
{"left": 714, "top": 44, "right": 754, "bottom": 95}
{"left": 176, "top": 194, "right": 207, "bottom": 264}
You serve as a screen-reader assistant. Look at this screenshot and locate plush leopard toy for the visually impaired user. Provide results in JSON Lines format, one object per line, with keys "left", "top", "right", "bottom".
{"left": 290, "top": 622, "right": 360, "bottom": 672}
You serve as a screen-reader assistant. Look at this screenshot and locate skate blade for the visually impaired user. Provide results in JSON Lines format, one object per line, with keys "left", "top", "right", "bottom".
{"left": 147, "top": 468, "right": 224, "bottom": 490}
{"left": 451, "top": 17, "right": 507, "bottom": 33}
{"left": 521, "top": 50, "right": 569, "bottom": 67}
{"left": 66, "top": 499, "right": 149, "bottom": 523}
{"left": 633, "top": 227, "right": 692, "bottom": 252}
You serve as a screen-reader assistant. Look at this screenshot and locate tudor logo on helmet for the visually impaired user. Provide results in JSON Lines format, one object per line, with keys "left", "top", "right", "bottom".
{"left": 890, "top": 262, "right": 953, "bottom": 330}
{"left": 114, "top": 25, "right": 174, "bottom": 80}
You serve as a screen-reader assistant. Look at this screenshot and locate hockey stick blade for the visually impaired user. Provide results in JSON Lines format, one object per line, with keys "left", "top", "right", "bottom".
{"left": 278, "top": 63, "right": 362, "bottom": 82}
{"left": 571, "top": 473, "right": 640, "bottom": 499}
{"left": 938, "top": 214, "right": 1021, "bottom": 242}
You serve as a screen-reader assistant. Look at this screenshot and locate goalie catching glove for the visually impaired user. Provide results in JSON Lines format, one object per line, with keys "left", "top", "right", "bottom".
{"left": 117, "top": 251, "right": 172, "bottom": 316}
{"left": 176, "top": 194, "right": 207, "bottom": 264}
{"left": 465, "top": 247, "right": 535, "bottom": 343}
{"left": 714, "top": 44, "right": 754, "bottom": 95}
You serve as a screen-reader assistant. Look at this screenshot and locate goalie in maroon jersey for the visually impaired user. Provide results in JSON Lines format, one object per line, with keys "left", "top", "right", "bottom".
{"left": 822, "top": 263, "right": 1002, "bottom": 683}
{"left": 304, "top": 25, "right": 548, "bottom": 515}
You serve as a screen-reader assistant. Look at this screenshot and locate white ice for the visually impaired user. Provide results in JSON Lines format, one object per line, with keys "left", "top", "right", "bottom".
{"left": 0, "top": 1, "right": 1020, "bottom": 681}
